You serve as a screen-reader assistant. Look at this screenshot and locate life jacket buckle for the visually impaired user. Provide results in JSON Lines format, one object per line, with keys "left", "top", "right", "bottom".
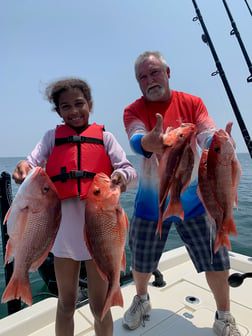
{"left": 68, "top": 135, "right": 84, "bottom": 143}
{"left": 69, "top": 170, "right": 84, "bottom": 178}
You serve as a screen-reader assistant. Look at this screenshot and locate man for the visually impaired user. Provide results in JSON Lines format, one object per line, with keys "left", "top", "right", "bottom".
{"left": 122, "top": 51, "right": 241, "bottom": 336}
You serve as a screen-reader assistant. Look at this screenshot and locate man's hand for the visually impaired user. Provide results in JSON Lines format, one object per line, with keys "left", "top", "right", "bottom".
{"left": 225, "top": 121, "right": 236, "bottom": 149}
{"left": 141, "top": 113, "right": 165, "bottom": 155}
{"left": 12, "top": 160, "right": 32, "bottom": 184}
{"left": 111, "top": 172, "right": 127, "bottom": 193}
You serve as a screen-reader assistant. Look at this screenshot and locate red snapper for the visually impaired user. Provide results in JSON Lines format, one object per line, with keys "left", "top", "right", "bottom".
{"left": 1, "top": 167, "right": 61, "bottom": 305}
{"left": 198, "top": 124, "right": 241, "bottom": 252}
{"left": 157, "top": 123, "right": 197, "bottom": 236}
{"left": 84, "top": 172, "right": 128, "bottom": 321}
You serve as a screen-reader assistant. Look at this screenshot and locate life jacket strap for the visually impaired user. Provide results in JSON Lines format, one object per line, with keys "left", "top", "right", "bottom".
{"left": 50, "top": 167, "right": 96, "bottom": 183}
{"left": 55, "top": 136, "right": 104, "bottom": 146}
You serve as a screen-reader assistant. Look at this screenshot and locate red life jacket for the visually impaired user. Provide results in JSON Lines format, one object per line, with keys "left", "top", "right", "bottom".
{"left": 46, "top": 123, "right": 113, "bottom": 200}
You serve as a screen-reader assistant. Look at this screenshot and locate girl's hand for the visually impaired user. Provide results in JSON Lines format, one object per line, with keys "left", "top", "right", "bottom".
{"left": 12, "top": 160, "right": 32, "bottom": 184}
{"left": 111, "top": 172, "right": 127, "bottom": 193}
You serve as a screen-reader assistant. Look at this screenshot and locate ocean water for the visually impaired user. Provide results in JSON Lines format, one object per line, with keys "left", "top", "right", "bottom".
{"left": 0, "top": 154, "right": 252, "bottom": 318}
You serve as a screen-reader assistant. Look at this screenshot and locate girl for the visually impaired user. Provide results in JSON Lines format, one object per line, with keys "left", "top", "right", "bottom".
{"left": 12, "top": 78, "right": 138, "bottom": 336}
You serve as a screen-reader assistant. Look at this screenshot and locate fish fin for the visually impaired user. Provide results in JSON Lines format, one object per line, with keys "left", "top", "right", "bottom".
{"left": 101, "top": 284, "right": 123, "bottom": 321}
{"left": 4, "top": 240, "right": 14, "bottom": 266}
{"left": 119, "top": 209, "right": 129, "bottom": 230}
{"left": 3, "top": 207, "right": 12, "bottom": 224}
{"left": 232, "top": 159, "right": 240, "bottom": 210}
{"left": 196, "top": 189, "right": 222, "bottom": 228}
{"left": 196, "top": 186, "right": 204, "bottom": 206}
{"left": 162, "top": 200, "right": 184, "bottom": 221}
{"left": 124, "top": 211, "right": 129, "bottom": 230}
{"left": 233, "top": 195, "right": 238, "bottom": 209}
{"left": 181, "top": 180, "right": 191, "bottom": 196}
{"left": 121, "top": 250, "right": 126, "bottom": 273}
{"left": 218, "top": 217, "right": 237, "bottom": 237}
{"left": 88, "top": 251, "right": 108, "bottom": 281}
{"left": 1, "top": 274, "right": 32, "bottom": 306}
{"left": 156, "top": 217, "right": 162, "bottom": 238}
{"left": 97, "top": 268, "right": 107, "bottom": 282}
{"left": 190, "top": 133, "right": 198, "bottom": 155}
{"left": 30, "top": 244, "right": 54, "bottom": 272}
{"left": 214, "top": 233, "right": 231, "bottom": 253}
{"left": 206, "top": 210, "right": 217, "bottom": 227}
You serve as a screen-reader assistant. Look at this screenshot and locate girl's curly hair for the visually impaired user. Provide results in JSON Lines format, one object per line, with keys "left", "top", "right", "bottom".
{"left": 45, "top": 78, "right": 92, "bottom": 110}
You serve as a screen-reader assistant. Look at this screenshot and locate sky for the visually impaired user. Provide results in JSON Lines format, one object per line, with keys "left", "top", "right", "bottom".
{"left": 1, "top": 0, "right": 252, "bottom": 157}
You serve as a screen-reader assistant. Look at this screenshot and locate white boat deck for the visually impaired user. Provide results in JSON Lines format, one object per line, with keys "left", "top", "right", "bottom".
{"left": 0, "top": 246, "right": 251, "bottom": 336}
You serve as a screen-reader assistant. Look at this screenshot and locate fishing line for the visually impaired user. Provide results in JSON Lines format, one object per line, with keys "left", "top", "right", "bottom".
{"left": 209, "top": 220, "right": 213, "bottom": 265}
{"left": 191, "top": 0, "right": 252, "bottom": 159}
{"left": 222, "top": 0, "right": 252, "bottom": 83}
{"left": 244, "top": 0, "right": 252, "bottom": 16}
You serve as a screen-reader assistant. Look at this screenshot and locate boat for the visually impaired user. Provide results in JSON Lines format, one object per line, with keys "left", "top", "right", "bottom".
{"left": 1, "top": 3, "right": 252, "bottom": 333}
{"left": 0, "top": 245, "right": 251, "bottom": 335}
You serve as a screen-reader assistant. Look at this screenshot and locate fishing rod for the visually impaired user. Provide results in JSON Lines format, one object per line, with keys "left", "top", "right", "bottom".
{"left": 191, "top": 0, "right": 252, "bottom": 159}
{"left": 244, "top": 0, "right": 252, "bottom": 16}
{"left": 222, "top": 0, "right": 252, "bottom": 83}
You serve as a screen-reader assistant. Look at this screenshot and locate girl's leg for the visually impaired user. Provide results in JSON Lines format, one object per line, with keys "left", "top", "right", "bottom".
{"left": 54, "top": 257, "right": 80, "bottom": 336}
{"left": 85, "top": 259, "right": 113, "bottom": 336}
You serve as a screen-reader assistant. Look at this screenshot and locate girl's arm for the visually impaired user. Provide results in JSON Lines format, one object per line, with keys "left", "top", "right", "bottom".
{"left": 103, "top": 131, "right": 138, "bottom": 192}
{"left": 12, "top": 129, "right": 55, "bottom": 184}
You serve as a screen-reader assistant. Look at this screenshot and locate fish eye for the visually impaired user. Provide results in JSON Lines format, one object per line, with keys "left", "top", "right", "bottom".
{"left": 43, "top": 185, "right": 50, "bottom": 192}
{"left": 214, "top": 147, "right": 220, "bottom": 153}
{"left": 179, "top": 134, "right": 184, "bottom": 138}
{"left": 93, "top": 189, "right": 100, "bottom": 195}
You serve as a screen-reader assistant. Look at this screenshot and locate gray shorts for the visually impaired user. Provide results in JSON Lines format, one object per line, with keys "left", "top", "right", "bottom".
{"left": 128, "top": 213, "right": 230, "bottom": 273}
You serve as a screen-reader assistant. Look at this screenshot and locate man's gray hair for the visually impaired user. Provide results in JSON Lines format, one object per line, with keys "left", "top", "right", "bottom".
{"left": 134, "top": 51, "right": 168, "bottom": 77}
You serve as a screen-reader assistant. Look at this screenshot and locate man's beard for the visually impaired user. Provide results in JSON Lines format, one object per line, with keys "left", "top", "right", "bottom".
{"left": 146, "top": 83, "right": 166, "bottom": 101}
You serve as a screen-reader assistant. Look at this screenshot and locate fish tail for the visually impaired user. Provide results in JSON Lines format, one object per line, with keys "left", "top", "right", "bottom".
{"left": 214, "top": 233, "right": 232, "bottom": 253}
{"left": 223, "top": 217, "right": 237, "bottom": 236}
{"left": 101, "top": 285, "right": 123, "bottom": 321}
{"left": 162, "top": 200, "right": 184, "bottom": 221}
{"left": 1, "top": 274, "right": 32, "bottom": 306}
